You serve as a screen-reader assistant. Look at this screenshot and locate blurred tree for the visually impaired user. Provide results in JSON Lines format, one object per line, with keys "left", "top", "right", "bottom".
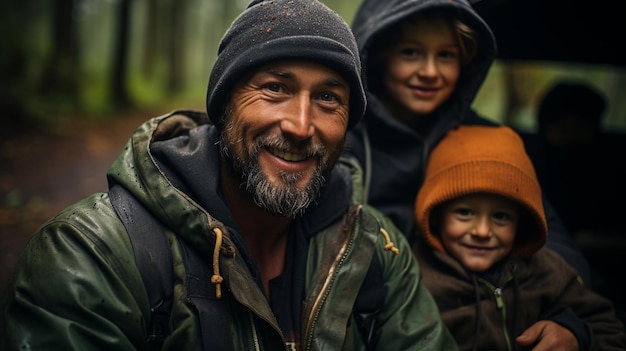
{"left": 166, "top": 0, "right": 187, "bottom": 94}
{"left": 41, "top": 0, "right": 79, "bottom": 110}
{"left": 0, "top": 0, "right": 81, "bottom": 138}
{"left": 141, "top": 0, "right": 159, "bottom": 79}
{"left": 112, "top": 0, "right": 132, "bottom": 107}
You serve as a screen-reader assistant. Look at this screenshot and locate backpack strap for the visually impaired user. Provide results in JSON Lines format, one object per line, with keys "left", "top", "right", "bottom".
{"left": 109, "top": 183, "right": 385, "bottom": 350}
{"left": 354, "top": 253, "right": 385, "bottom": 351}
{"left": 178, "top": 237, "right": 235, "bottom": 351}
{"left": 109, "top": 184, "right": 172, "bottom": 349}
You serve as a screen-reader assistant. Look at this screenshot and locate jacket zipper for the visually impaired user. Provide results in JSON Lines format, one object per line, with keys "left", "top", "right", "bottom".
{"left": 303, "top": 210, "right": 358, "bottom": 350}
{"left": 248, "top": 310, "right": 261, "bottom": 351}
{"left": 477, "top": 276, "right": 514, "bottom": 351}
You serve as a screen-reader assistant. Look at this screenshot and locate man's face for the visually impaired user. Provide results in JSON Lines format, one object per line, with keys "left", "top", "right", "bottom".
{"left": 220, "top": 60, "right": 350, "bottom": 217}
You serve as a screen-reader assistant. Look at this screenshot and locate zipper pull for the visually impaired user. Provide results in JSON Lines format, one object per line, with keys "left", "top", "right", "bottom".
{"left": 494, "top": 287, "right": 504, "bottom": 309}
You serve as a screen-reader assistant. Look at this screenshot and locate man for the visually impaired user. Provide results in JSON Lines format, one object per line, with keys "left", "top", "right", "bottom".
{"left": 0, "top": 1, "right": 456, "bottom": 350}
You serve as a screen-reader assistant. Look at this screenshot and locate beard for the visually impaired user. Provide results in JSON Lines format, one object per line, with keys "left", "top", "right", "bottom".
{"left": 219, "top": 111, "right": 342, "bottom": 217}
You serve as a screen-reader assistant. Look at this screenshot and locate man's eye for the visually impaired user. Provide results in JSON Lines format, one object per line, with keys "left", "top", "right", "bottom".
{"left": 319, "top": 92, "right": 339, "bottom": 103}
{"left": 265, "top": 83, "right": 283, "bottom": 92}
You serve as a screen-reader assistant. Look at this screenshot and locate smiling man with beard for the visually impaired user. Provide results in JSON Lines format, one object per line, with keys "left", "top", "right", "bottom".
{"left": 0, "top": 1, "right": 457, "bottom": 350}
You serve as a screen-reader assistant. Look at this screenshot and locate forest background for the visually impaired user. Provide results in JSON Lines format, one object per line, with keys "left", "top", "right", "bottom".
{"left": 2, "top": 0, "right": 625, "bottom": 138}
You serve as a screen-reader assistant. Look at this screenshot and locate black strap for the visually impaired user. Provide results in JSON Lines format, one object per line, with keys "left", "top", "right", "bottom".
{"left": 179, "top": 238, "right": 235, "bottom": 351}
{"left": 354, "top": 253, "right": 385, "bottom": 351}
{"left": 109, "top": 184, "right": 173, "bottom": 349}
{"left": 109, "top": 183, "right": 384, "bottom": 350}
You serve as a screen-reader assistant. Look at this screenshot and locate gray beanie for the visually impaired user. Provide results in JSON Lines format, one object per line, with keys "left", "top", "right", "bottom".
{"left": 206, "top": 0, "right": 366, "bottom": 130}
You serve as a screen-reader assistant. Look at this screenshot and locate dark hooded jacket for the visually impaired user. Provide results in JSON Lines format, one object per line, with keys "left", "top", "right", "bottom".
{"left": 414, "top": 242, "right": 626, "bottom": 351}
{"left": 345, "top": 0, "right": 592, "bottom": 284}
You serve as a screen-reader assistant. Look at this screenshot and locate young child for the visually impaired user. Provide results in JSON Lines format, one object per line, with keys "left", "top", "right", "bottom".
{"left": 413, "top": 124, "right": 626, "bottom": 350}
{"left": 345, "top": 0, "right": 593, "bottom": 286}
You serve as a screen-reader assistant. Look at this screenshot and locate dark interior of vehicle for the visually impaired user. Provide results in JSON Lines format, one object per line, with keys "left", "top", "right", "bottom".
{"left": 471, "top": 0, "right": 626, "bottom": 67}
{"left": 471, "top": 0, "right": 626, "bottom": 324}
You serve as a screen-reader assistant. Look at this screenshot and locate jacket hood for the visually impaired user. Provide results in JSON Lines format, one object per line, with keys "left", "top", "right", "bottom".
{"left": 106, "top": 111, "right": 229, "bottom": 255}
{"left": 106, "top": 111, "right": 352, "bottom": 254}
{"left": 351, "top": 0, "right": 497, "bottom": 128}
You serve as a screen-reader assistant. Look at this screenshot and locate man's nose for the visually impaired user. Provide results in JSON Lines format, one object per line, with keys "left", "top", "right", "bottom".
{"left": 280, "top": 94, "right": 315, "bottom": 139}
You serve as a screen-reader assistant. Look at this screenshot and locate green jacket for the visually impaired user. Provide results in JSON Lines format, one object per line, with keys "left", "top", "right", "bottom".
{"left": 1, "top": 110, "right": 457, "bottom": 351}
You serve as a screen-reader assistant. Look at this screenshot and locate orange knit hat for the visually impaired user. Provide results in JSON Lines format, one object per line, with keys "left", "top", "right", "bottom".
{"left": 415, "top": 125, "right": 547, "bottom": 259}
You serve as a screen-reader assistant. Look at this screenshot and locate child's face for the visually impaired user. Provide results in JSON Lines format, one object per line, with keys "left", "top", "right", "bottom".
{"left": 382, "top": 17, "right": 461, "bottom": 118}
{"left": 438, "top": 193, "right": 519, "bottom": 272}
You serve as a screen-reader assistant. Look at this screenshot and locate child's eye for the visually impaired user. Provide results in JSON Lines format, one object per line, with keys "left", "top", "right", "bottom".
{"left": 438, "top": 50, "right": 459, "bottom": 60}
{"left": 400, "top": 48, "right": 420, "bottom": 57}
{"left": 493, "top": 212, "right": 512, "bottom": 222}
{"left": 455, "top": 208, "right": 473, "bottom": 217}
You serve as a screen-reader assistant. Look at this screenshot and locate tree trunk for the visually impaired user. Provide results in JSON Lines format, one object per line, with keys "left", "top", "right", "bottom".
{"left": 141, "top": 0, "right": 159, "bottom": 79}
{"left": 112, "top": 0, "right": 132, "bottom": 107}
{"left": 166, "top": 1, "right": 186, "bottom": 94}
{"left": 40, "top": 0, "right": 79, "bottom": 104}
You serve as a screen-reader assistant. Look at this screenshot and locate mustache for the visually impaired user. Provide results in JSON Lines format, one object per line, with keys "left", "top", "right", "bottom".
{"left": 251, "top": 134, "right": 327, "bottom": 160}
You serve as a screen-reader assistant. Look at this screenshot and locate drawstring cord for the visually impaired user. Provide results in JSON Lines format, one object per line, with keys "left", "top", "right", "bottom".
{"left": 379, "top": 228, "right": 400, "bottom": 255}
{"left": 209, "top": 225, "right": 399, "bottom": 298}
{"left": 211, "top": 227, "right": 224, "bottom": 299}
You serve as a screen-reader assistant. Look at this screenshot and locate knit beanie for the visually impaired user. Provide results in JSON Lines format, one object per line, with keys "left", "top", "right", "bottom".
{"left": 206, "top": 0, "right": 366, "bottom": 130}
{"left": 415, "top": 125, "right": 547, "bottom": 259}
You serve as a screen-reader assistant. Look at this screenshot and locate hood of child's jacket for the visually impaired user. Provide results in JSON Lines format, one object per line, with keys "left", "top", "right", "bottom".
{"left": 351, "top": 0, "right": 497, "bottom": 126}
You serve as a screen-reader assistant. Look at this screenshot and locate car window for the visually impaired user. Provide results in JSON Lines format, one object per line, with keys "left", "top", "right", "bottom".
{"left": 473, "top": 60, "right": 626, "bottom": 133}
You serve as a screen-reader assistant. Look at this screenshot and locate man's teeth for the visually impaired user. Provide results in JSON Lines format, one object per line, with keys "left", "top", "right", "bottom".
{"left": 273, "top": 149, "right": 306, "bottom": 161}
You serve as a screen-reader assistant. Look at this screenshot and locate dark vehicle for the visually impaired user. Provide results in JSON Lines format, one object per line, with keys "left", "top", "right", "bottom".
{"left": 471, "top": 0, "right": 626, "bottom": 324}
